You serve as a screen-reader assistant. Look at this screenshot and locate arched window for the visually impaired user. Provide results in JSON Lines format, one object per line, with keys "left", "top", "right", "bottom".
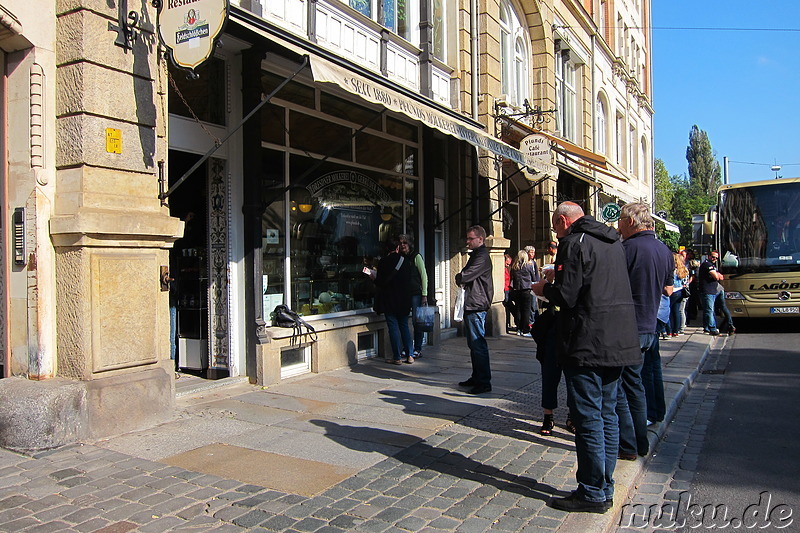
{"left": 640, "top": 136, "right": 649, "bottom": 181}
{"left": 500, "top": 0, "right": 529, "bottom": 107}
{"left": 595, "top": 96, "right": 607, "bottom": 155}
{"left": 555, "top": 50, "right": 578, "bottom": 141}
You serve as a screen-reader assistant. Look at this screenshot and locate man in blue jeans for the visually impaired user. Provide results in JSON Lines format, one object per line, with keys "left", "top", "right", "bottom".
{"left": 616, "top": 203, "right": 674, "bottom": 460}
{"left": 533, "top": 202, "right": 640, "bottom": 513}
{"left": 455, "top": 225, "right": 493, "bottom": 395}
{"left": 699, "top": 251, "right": 735, "bottom": 336}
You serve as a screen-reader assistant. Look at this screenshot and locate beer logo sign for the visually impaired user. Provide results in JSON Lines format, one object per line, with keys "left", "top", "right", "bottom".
{"left": 157, "top": 0, "right": 228, "bottom": 72}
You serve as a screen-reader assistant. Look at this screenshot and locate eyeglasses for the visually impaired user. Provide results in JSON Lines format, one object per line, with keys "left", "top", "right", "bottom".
{"left": 399, "top": 241, "right": 409, "bottom": 245}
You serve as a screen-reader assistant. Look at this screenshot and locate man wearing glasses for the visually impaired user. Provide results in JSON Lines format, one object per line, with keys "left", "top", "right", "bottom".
{"left": 455, "top": 225, "right": 493, "bottom": 395}
{"left": 532, "top": 202, "right": 640, "bottom": 513}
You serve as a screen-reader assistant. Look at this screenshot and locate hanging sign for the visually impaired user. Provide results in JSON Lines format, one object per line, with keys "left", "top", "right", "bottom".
{"left": 601, "top": 202, "right": 621, "bottom": 222}
{"left": 157, "top": 0, "right": 229, "bottom": 72}
{"left": 520, "top": 134, "right": 558, "bottom": 179}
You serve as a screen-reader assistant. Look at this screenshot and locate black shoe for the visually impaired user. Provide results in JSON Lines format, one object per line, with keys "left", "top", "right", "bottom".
{"left": 540, "top": 415, "right": 555, "bottom": 436}
{"left": 549, "top": 492, "right": 609, "bottom": 513}
{"left": 709, "top": 329, "right": 720, "bottom": 336}
{"left": 728, "top": 326, "right": 736, "bottom": 336}
{"left": 467, "top": 385, "right": 492, "bottom": 395}
{"left": 458, "top": 378, "right": 476, "bottom": 387}
{"left": 618, "top": 452, "right": 637, "bottom": 461}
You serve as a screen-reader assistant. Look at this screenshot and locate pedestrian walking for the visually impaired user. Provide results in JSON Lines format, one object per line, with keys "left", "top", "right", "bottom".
{"left": 532, "top": 202, "right": 640, "bottom": 513}
{"left": 699, "top": 250, "right": 735, "bottom": 335}
{"left": 455, "top": 225, "right": 493, "bottom": 395}
{"left": 524, "top": 245, "right": 540, "bottom": 323}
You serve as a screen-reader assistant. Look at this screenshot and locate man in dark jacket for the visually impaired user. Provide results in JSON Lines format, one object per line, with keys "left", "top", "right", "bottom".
{"left": 532, "top": 202, "right": 640, "bottom": 513}
{"left": 616, "top": 202, "right": 674, "bottom": 461}
{"left": 455, "top": 225, "right": 493, "bottom": 395}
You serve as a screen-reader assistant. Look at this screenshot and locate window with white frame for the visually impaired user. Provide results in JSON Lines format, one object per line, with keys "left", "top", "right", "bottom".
{"left": 595, "top": 96, "right": 607, "bottom": 155}
{"left": 555, "top": 49, "right": 578, "bottom": 142}
{"left": 615, "top": 113, "right": 624, "bottom": 166}
{"left": 349, "top": 0, "right": 419, "bottom": 45}
{"left": 599, "top": 0, "right": 607, "bottom": 39}
{"left": 500, "top": 0, "right": 529, "bottom": 107}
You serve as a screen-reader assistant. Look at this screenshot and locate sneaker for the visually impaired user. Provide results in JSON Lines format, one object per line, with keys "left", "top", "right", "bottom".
{"left": 728, "top": 326, "right": 736, "bottom": 336}
{"left": 519, "top": 332, "right": 532, "bottom": 338}
{"left": 709, "top": 329, "right": 720, "bottom": 336}
{"left": 413, "top": 350, "right": 422, "bottom": 359}
{"left": 549, "top": 492, "right": 609, "bottom": 513}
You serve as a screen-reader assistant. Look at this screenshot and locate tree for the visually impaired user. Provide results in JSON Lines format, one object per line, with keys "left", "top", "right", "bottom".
{"left": 686, "top": 125, "right": 722, "bottom": 198}
{"left": 653, "top": 158, "right": 674, "bottom": 215}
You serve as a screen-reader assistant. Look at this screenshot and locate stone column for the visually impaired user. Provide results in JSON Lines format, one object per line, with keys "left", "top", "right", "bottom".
{"left": 49, "top": 1, "right": 182, "bottom": 440}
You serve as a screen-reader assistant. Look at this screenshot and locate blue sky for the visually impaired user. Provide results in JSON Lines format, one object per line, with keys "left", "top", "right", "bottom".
{"left": 652, "top": 2, "right": 800, "bottom": 184}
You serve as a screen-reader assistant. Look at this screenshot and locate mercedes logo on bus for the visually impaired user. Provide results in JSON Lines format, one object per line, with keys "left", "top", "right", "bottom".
{"left": 778, "top": 291, "right": 792, "bottom": 301}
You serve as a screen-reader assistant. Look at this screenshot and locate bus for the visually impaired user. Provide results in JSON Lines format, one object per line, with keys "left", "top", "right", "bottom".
{"left": 713, "top": 177, "right": 800, "bottom": 318}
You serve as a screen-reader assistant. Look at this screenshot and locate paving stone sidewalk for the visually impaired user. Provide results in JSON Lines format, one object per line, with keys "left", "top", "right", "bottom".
{"left": 0, "top": 329, "right": 715, "bottom": 533}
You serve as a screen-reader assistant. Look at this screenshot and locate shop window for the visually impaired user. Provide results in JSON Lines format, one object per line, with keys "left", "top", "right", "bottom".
{"left": 290, "top": 111, "right": 353, "bottom": 161}
{"left": 387, "top": 116, "right": 418, "bottom": 142}
{"left": 287, "top": 156, "right": 411, "bottom": 316}
{"left": 321, "top": 92, "right": 380, "bottom": 127}
{"left": 261, "top": 71, "right": 315, "bottom": 109}
{"left": 356, "top": 132, "right": 404, "bottom": 170}
{"left": 168, "top": 57, "right": 226, "bottom": 125}
{"left": 262, "top": 148, "right": 286, "bottom": 316}
{"left": 261, "top": 102, "right": 287, "bottom": 146}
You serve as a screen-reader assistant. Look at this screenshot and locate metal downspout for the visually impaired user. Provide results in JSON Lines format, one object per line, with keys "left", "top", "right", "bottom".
{"left": 470, "top": 0, "right": 479, "bottom": 120}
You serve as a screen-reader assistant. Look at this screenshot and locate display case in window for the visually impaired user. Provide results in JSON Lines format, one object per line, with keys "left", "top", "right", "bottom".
{"left": 177, "top": 247, "right": 208, "bottom": 370}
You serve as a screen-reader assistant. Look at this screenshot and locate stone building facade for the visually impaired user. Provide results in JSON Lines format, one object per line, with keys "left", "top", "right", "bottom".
{"left": 0, "top": 0, "right": 652, "bottom": 449}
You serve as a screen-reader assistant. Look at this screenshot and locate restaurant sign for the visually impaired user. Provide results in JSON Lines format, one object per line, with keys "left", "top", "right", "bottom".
{"left": 157, "top": 0, "right": 229, "bottom": 72}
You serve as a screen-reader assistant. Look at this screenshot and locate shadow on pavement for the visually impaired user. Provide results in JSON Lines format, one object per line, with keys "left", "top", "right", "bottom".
{"left": 309, "top": 419, "right": 568, "bottom": 503}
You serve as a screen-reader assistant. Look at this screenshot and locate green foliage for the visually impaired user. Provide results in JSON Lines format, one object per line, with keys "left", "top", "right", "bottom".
{"left": 653, "top": 159, "right": 673, "bottom": 215}
{"left": 686, "top": 125, "right": 722, "bottom": 197}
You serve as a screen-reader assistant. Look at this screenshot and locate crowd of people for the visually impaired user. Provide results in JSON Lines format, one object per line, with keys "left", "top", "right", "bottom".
{"left": 372, "top": 203, "right": 736, "bottom": 514}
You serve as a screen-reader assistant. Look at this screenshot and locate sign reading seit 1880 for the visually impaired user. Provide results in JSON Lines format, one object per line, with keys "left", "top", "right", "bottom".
{"left": 157, "top": 0, "right": 228, "bottom": 72}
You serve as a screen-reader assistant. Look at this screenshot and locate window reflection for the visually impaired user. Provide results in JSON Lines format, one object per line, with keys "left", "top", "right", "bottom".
{"left": 289, "top": 157, "right": 408, "bottom": 316}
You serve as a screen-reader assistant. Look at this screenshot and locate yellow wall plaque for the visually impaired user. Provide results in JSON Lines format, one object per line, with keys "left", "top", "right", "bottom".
{"left": 106, "top": 128, "right": 122, "bottom": 154}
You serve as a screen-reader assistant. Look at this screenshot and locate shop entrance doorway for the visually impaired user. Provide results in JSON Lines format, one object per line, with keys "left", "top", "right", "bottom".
{"left": 168, "top": 150, "right": 210, "bottom": 376}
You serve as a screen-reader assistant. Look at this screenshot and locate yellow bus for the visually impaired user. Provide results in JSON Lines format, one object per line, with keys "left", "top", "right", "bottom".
{"left": 715, "top": 177, "right": 800, "bottom": 318}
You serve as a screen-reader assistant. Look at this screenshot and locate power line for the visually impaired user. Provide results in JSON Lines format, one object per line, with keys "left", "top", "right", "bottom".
{"left": 648, "top": 26, "right": 800, "bottom": 32}
{"left": 728, "top": 160, "right": 800, "bottom": 166}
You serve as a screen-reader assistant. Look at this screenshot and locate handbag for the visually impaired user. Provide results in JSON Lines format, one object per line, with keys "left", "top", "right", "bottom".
{"left": 414, "top": 305, "right": 435, "bottom": 332}
{"left": 272, "top": 304, "right": 317, "bottom": 342}
{"left": 453, "top": 288, "right": 466, "bottom": 322}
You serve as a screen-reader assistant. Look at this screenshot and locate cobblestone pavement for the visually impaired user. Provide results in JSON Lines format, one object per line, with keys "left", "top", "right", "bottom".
{"left": 614, "top": 336, "right": 731, "bottom": 532}
{"left": 0, "top": 331, "right": 712, "bottom": 533}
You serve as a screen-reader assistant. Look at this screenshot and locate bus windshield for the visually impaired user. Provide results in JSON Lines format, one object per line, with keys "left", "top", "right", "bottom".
{"left": 718, "top": 182, "right": 800, "bottom": 274}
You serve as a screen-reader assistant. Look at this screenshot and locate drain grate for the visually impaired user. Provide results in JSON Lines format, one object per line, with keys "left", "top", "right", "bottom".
{"left": 701, "top": 369, "right": 726, "bottom": 375}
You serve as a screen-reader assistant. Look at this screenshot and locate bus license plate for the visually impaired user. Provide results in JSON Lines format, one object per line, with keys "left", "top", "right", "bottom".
{"left": 770, "top": 307, "right": 799, "bottom": 314}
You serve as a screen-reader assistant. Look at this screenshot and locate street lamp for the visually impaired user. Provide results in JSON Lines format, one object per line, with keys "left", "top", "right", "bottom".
{"left": 771, "top": 165, "right": 781, "bottom": 179}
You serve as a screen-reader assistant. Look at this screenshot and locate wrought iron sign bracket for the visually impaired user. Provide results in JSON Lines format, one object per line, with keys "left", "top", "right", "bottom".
{"left": 108, "top": 0, "right": 139, "bottom": 50}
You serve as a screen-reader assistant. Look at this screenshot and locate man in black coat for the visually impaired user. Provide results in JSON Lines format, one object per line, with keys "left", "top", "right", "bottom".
{"left": 533, "top": 202, "right": 640, "bottom": 513}
{"left": 455, "top": 225, "right": 493, "bottom": 395}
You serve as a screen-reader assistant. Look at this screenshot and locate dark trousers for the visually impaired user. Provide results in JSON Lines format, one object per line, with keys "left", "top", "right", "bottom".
{"left": 511, "top": 289, "right": 532, "bottom": 334}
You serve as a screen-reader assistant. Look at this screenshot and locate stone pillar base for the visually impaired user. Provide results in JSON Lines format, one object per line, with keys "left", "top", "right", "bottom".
{"left": 0, "top": 367, "right": 174, "bottom": 452}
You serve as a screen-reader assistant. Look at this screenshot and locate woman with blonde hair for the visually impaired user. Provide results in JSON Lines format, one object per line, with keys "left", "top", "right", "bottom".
{"left": 667, "top": 252, "right": 690, "bottom": 336}
{"left": 510, "top": 249, "right": 536, "bottom": 337}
